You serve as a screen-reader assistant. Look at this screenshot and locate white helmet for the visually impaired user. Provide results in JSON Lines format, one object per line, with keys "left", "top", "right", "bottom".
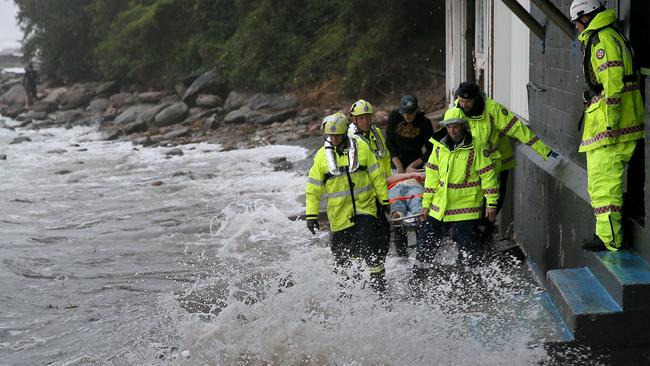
{"left": 569, "top": 0, "right": 605, "bottom": 22}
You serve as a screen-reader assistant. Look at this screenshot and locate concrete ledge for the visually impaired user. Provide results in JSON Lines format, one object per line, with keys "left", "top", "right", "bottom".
{"left": 586, "top": 251, "right": 650, "bottom": 311}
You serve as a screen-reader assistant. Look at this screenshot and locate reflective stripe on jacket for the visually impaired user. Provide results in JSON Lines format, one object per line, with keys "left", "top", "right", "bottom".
{"left": 577, "top": 9, "right": 644, "bottom": 152}
{"left": 452, "top": 96, "right": 551, "bottom": 171}
{"left": 422, "top": 129, "right": 499, "bottom": 222}
{"left": 305, "top": 138, "right": 389, "bottom": 232}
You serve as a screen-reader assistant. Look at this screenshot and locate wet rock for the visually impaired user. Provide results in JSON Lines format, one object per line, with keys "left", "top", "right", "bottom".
{"left": 32, "top": 100, "right": 58, "bottom": 113}
{"left": 42, "top": 87, "right": 68, "bottom": 104}
{"left": 224, "top": 91, "right": 253, "bottom": 111}
{"left": 10, "top": 136, "right": 31, "bottom": 144}
{"left": 16, "top": 110, "right": 48, "bottom": 122}
{"left": 55, "top": 169, "right": 72, "bottom": 175}
{"left": 87, "top": 98, "right": 109, "bottom": 114}
{"left": 195, "top": 94, "right": 222, "bottom": 108}
{"left": 154, "top": 102, "right": 188, "bottom": 127}
{"left": 0, "top": 104, "right": 25, "bottom": 119}
{"left": 0, "top": 154, "right": 6, "bottom": 160}
{"left": 32, "top": 119, "right": 58, "bottom": 129}
{"left": 52, "top": 109, "right": 86, "bottom": 125}
{"left": 94, "top": 81, "right": 120, "bottom": 98}
{"left": 114, "top": 104, "right": 154, "bottom": 125}
{"left": 248, "top": 93, "right": 299, "bottom": 111}
{"left": 182, "top": 69, "right": 227, "bottom": 103}
{"left": 269, "top": 157, "right": 293, "bottom": 171}
{"left": 203, "top": 114, "right": 222, "bottom": 130}
{"left": 58, "top": 84, "right": 95, "bottom": 110}
{"left": 160, "top": 127, "right": 191, "bottom": 140}
{"left": 0, "top": 84, "right": 25, "bottom": 106}
{"left": 151, "top": 180, "right": 163, "bottom": 186}
{"left": 137, "top": 91, "right": 167, "bottom": 104}
{"left": 164, "top": 148, "right": 184, "bottom": 156}
{"left": 47, "top": 149, "right": 67, "bottom": 154}
{"left": 122, "top": 120, "right": 148, "bottom": 135}
{"left": 137, "top": 103, "right": 171, "bottom": 125}
{"left": 108, "top": 92, "right": 136, "bottom": 111}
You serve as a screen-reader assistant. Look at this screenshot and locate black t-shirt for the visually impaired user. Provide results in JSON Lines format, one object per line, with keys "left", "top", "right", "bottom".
{"left": 385, "top": 110, "right": 434, "bottom": 168}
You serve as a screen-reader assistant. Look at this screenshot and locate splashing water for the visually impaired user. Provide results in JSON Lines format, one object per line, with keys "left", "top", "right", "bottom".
{"left": 0, "top": 124, "right": 577, "bottom": 365}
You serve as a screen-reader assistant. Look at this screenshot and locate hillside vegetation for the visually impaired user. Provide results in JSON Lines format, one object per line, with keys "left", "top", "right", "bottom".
{"left": 15, "top": 0, "right": 444, "bottom": 101}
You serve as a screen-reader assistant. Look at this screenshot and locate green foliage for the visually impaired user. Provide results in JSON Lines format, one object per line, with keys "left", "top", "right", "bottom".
{"left": 13, "top": 0, "right": 443, "bottom": 94}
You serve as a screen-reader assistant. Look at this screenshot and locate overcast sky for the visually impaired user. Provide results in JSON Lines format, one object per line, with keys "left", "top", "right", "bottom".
{"left": 0, "top": 0, "right": 21, "bottom": 49}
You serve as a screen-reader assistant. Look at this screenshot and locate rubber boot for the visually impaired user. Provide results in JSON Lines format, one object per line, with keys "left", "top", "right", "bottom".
{"left": 580, "top": 234, "right": 606, "bottom": 252}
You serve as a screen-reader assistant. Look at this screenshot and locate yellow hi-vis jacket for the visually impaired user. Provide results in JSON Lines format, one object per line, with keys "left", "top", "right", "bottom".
{"left": 578, "top": 9, "right": 644, "bottom": 152}
{"left": 352, "top": 125, "right": 392, "bottom": 178}
{"left": 451, "top": 96, "right": 551, "bottom": 171}
{"left": 305, "top": 137, "right": 389, "bottom": 232}
{"left": 422, "top": 129, "right": 499, "bottom": 222}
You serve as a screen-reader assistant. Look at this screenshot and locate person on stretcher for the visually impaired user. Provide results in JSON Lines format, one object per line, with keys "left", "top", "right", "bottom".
{"left": 388, "top": 172, "right": 425, "bottom": 221}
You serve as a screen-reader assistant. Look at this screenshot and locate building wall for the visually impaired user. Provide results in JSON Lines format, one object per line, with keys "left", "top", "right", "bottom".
{"left": 517, "top": 0, "right": 650, "bottom": 278}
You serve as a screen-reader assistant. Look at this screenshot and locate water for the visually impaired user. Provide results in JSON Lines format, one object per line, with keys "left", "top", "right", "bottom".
{"left": 0, "top": 122, "right": 569, "bottom": 365}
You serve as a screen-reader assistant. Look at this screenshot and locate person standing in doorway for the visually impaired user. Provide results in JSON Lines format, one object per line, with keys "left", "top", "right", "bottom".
{"left": 568, "top": 0, "right": 645, "bottom": 251}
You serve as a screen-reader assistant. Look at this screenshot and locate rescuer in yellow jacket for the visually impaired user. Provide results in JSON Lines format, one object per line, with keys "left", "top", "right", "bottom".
{"left": 305, "top": 112, "right": 390, "bottom": 290}
{"left": 349, "top": 99, "right": 392, "bottom": 259}
{"left": 449, "top": 82, "right": 556, "bottom": 242}
{"left": 413, "top": 116, "right": 499, "bottom": 276}
{"left": 569, "top": 0, "right": 645, "bottom": 251}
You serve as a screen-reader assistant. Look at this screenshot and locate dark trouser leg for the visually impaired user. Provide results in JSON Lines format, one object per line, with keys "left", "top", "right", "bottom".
{"left": 394, "top": 226, "right": 409, "bottom": 257}
{"left": 480, "top": 170, "right": 509, "bottom": 241}
{"left": 330, "top": 227, "right": 354, "bottom": 268}
{"left": 355, "top": 214, "right": 387, "bottom": 291}
{"left": 375, "top": 201, "right": 391, "bottom": 259}
{"left": 451, "top": 219, "right": 483, "bottom": 267}
{"left": 415, "top": 216, "right": 448, "bottom": 267}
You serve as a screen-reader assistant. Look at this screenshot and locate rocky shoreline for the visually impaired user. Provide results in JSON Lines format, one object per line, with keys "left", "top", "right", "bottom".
{"left": 0, "top": 68, "right": 445, "bottom": 152}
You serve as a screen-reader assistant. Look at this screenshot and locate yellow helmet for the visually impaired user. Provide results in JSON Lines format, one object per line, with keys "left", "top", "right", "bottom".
{"left": 321, "top": 112, "right": 349, "bottom": 135}
{"left": 440, "top": 107, "right": 469, "bottom": 127}
{"left": 350, "top": 99, "right": 375, "bottom": 116}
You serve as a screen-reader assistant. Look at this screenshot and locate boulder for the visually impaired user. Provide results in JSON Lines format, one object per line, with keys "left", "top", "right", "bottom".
{"left": 52, "top": 109, "right": 86, "bottom": 125}
{"left": 114, "top": 104, "right": 154, "bottom": 125}
{"left": 87, "top": 98, "right": 109, "bottom": 114}
{"left": 195, "top": 94, "right": 223, "bottom": 108}
{"left": 160, "top": 127, "right": 191, "bottom": 140}
{"left": 32, "top": 100, "right": 58, "bottom": 113}
{"left": 154, "top": 102, "right": 188, "bottom": 127}
{"left": 182, "top": 69, "right": 227, "bottom": 103}
{"left": 58, "top": 84, "right": 95, "bottom": 110}
{"left": 0, "top": 84, "right": 25, "bottom": 106}
{"left": 224, "top": 91, "right": 253, "bottom": 111}
{"left": 123, "top": 120, "right": 148, "bottom": 135}
{"left": 94, "top": 81, "right": 120, "bottom": 97}
{"left": 137, "top": 103, "right": 171, "bottom": 125}
{"left": 248, "top": 93, "right": 299, "bottom": 111}
{"left": 137, "top": 91, "right": 167, "bottom": 104}
{"left": 16, "top": 110, "right": 48, "bottom": 122}
{"left": 41, "top": 87, "right": 68, "bottom": 104}
{"left": 10, "top": 136, "right": 31, "bottom": 144}
{"left": 108, "top": 92, "right": 136, "bottom": 111}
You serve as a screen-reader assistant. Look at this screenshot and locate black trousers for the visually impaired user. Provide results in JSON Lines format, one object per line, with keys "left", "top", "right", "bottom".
{"left": 416, "top": 216, "right": 483, "bottom": 267}
{"left": 330, "top": 214, "right": 385, "bottom": 271}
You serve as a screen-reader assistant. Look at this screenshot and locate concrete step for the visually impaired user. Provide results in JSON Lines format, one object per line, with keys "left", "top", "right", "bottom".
{"left": 585, "top": 250, "right": 650, "bottom": 311}
{"left": 546, "top": 267, "right": 623, "bottom": 344}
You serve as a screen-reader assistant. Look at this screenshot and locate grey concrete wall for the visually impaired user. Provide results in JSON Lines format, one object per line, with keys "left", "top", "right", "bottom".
{"left": 512, "top": 0, "right": 649, "bottom": 279}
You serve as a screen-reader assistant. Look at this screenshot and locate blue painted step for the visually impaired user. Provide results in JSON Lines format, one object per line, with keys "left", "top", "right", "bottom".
{"left": 585, "top": 250, "right": 650, "bottom": 311}
{"left": 546, "top": 267, "right": 625, "bottom": 344}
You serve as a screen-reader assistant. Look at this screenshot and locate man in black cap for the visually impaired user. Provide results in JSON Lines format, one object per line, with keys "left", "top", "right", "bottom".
{"left": 450, "top": 81, "right": 556, "bottom": 242}
{"left": 385, "top": 95, "right": 434, "bottom": 256}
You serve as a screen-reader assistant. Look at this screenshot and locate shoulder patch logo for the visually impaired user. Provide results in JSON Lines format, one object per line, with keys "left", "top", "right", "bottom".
{"left": 596, "top": 49, "right": 605, "bottom": 59}
{"left": 501, "top": 108, "right": 508, "bottom": 116}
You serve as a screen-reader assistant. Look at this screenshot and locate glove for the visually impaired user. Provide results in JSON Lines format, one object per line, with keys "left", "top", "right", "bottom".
{"left": 548, "top": 150, "right": 559, "bottom": 159}
{"left": 307, "top": 219, "right": 319, "bottom": 234}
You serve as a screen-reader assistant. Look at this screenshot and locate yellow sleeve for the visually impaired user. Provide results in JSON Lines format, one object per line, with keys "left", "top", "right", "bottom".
{"left": 474, "top": 151, "right": 499, "bottom": 207}
{"left": 494, "top": 104, "right": 551, "bottom": 160}
{"left": 421, "top": 144, "right": 440, "bottom": 209}
{"left": 305, "top": 149, "right": 325, "bottom": 219}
